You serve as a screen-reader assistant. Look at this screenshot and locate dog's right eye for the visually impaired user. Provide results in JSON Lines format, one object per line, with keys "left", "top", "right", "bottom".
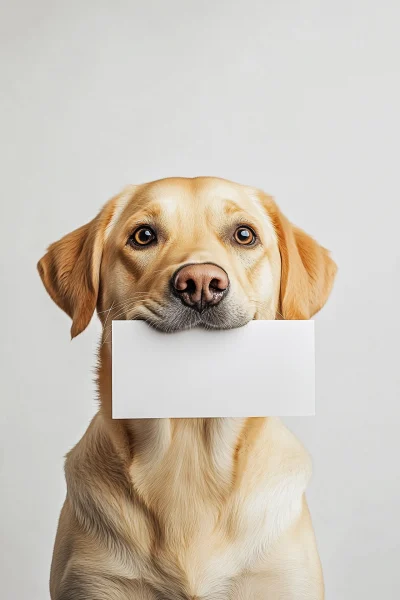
{"left": 128, "top": 226, "right": 157, "bottom": 248}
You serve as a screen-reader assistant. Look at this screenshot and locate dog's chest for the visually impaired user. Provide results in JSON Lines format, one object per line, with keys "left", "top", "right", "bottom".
{"left": 127, "top": 419, "right": 311, "bottom": 597}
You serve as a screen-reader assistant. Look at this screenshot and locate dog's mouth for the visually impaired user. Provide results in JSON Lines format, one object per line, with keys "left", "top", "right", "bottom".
{"left": 129, "top": 296, "right": 254, "bottom": 332}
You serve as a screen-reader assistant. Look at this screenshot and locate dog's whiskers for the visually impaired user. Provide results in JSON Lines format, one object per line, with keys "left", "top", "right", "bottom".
{"left": 98, "top": 293, "right": 158, "bottom": 315}
{"left": 101, "top": 298, "right": 165, "bottom": 345}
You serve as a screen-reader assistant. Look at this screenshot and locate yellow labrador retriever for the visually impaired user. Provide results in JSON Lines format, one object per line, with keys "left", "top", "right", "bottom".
{"left": 38, "top": 177, "right": 337, "bottom": 600}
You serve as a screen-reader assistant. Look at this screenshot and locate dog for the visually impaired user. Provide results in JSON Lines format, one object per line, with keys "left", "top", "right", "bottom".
{"left": 38, "top": 176, "right": 337, "bottom": 600}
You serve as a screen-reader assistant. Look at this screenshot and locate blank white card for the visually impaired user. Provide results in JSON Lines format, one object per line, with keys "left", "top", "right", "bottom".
{"left": 111, "top": 320, "right": 315, "bottom": 418}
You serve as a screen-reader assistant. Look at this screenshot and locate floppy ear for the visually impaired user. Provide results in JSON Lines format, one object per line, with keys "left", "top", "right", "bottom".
{"left": 264, "top": 196, "right": 337, "bottom": 319}
{"left": 36, "top": 191, "right": 123, "bottom": 339}
{"left": 37, "top": 216, "right": 104, "bottom": 339}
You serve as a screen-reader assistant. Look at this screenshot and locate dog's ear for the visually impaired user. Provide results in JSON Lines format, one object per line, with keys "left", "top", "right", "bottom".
{"left": 37, "top": 193, "right": 123, "bottom": 338}
{"left": 37, "top": 217, "right": 103, "bottom": 338}
{"left": 262, "top": 195, "right": 337, "bottom": 319}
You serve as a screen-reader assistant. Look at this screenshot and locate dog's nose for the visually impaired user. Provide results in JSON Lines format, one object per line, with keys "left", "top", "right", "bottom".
{"left": 173, "top": 263, "right": 229, "bottom": 312}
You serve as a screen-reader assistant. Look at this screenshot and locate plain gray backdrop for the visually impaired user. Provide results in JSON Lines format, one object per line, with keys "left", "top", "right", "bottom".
{"left": 1, "top": 1, "right": 399, "bottom": 599}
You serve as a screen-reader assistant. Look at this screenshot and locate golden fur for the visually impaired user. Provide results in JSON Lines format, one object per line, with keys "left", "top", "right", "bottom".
{"left": 38, "top": 177, "right": 337, "bottom": 599}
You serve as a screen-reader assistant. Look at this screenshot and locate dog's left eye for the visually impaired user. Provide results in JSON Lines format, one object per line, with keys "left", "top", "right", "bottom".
{"left": 234, "top": 226, "right": 256, "bottom": 246}
{"left": 128, "top": 226, "right": 157, "bottom": 247}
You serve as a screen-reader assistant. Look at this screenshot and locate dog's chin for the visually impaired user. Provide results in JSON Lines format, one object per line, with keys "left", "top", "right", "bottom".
{"left": 131, "top": 298, "right": 254, "bottom": 333}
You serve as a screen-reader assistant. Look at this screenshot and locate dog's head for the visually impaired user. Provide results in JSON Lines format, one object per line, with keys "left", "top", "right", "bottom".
{"left": 37, "top": 177, "right": 337, "bottom": 338}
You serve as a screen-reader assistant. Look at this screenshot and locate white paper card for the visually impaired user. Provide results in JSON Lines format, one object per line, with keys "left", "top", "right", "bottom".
{"left": 112, "top": 321, "right": 315, "bottom": 419}
{"left": 112, "top": 320, "right": 315, "bottom": 418}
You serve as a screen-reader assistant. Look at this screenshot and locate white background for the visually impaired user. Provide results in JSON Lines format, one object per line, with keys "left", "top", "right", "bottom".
{"left": 1, "top": 1, "right": 399, "bottom": 599}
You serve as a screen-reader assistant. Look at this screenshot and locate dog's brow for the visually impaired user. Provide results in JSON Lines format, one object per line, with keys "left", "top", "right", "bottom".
{"left": 134, "top": 204, "right": 162, "bottom": 219}
{"left": 223, "top": 200, "right": 248, "bottom": 216}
